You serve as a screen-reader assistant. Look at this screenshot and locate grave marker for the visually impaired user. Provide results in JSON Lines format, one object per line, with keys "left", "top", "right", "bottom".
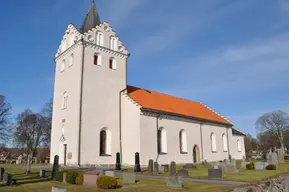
{"left": 254, "top": 162, "right": 269, "bottom": 170}
{"left": 148, "top": 159, "right": 153, "bottom": 175}
{"left": 177, "top": 169, "right": 188, "bottom": 177}
{"left": 183, "top": 163, "right": 196, "bottom": 169}
{"left": 26, "top": 155, "right": 32, "bottom": 174}
{"left": 170, "top": 161, "right": 176, "bottom": 176}
{"left": 0, "top": 167, "right": 4, "bottom": 182}
{"left": 154, "top": 161, "right": 159, "bottom": 175}
{"left": 123, "top": 172, "right": 136, "bottom": 184}
{"left": 115, "top": 152, "right": 121, "bottom": 170}
{"left": 166, "top": 176, "right": 183, "bottom": 188}
{"left": 134, "top": 152, "right": 141, "bottom": 172}
{"left": 51, "top": 155, "right": 59, "bottom": 180}
{"left": 105, "top": 170, "right": 115, "bottom": 177}
{"left": 51, "top": 186, "right": 67, "bottom": 192}
{"left": 158, "top": 165, "right": 165, "bottom": 173}
{"left": 208, "top": 169, "right": 223, "bottom": 179}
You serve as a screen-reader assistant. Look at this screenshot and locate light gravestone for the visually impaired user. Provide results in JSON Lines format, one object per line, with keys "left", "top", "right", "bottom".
{"left": 271, "top": 152, "right": 280, "bottom": 168}
{"left": 123, "top": 172, "right": 136, "bottom": 184}
{"left": 148, "top": 159, "right": 153, "bottom": 175}
{"left": 51, "top": 186, "right": 67, "bottom": 192}
{"left": 241, "top": 157, "right": 250, "bottom": 169}
{"left": 158, "top": 165, "right": 165, "bottom": 173}
{"left": 163, "top": 164, "right": 169, "bottom": 172}
{"left": 26, "top": 155, "right": 32, "bottom": 174}
{"left": 166, "top": 176, "right": 183, "bottom": 189}
{"left": 105, "top": 171, "right": 115, "bottom": 177}
{"left": 254, "top": 162, "right": 269, "bottom": 170}
{"left": 277, "top": 149, "right": 285, "bottom": 163}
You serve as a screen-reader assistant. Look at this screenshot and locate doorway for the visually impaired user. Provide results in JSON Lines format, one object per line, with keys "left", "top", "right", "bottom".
{"left": 193, "top": 145, "right": 200, "bottom": 163}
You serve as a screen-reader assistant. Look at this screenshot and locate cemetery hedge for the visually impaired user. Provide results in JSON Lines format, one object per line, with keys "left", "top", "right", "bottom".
{"left": 266, "top": 164, "right": 277, "bottom": 170}
{"left": 246, "top": 163, "right": 254, "bottom": 170}
{"left": 96, "top": 175, "right": 119, "bottom": 189}
{"left": 56, "top": 169, "right": 84, "bottom": 185}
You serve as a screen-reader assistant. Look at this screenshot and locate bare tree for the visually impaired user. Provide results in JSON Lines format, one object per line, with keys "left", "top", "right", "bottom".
{"left": 40, "top": 98, "right": 52, "bottom": 147}
{"left": 13, "top": 109, "right": 47, "bottom": 157}
{"left": 256, "top": 110, "right": 289, "bottom": 151}
{"left": 0, "top": 95, "right": 11, "bottom": 141}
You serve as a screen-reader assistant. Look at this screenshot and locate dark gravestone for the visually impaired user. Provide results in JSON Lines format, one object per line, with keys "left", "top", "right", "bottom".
{"left": 0, "top": 167, "right": 4, "bottom": 182}
{"left": 208, "top": 169, "right": 223, "bottom": 179}
{"left": 40, "top": 169, "right": 46, "bottom": 178}
{"left": 51, "top": 155, "right": 59, "bottom": 180}
{"left": 148, "top": 159, "right": 153, "bottom": 175}
{"left": 134, "top": 152, "right": 141, "bottom": 172}
{"left": 183, "top": 163, "right": 196, "bottom": 169}
{"left": 170, "top": 161, "right": 177, "bottom": 176}
{"left": 229, "top": 154, "right": 232, "bottom": 161}
{"left": 177, "top": 169, "right": 189, "bottom": 177}
{"left": 115, "top": 152, "right": 121, "bottom": 170}
{"left": 154, "top": 161, "right": 159, "bottom": 175}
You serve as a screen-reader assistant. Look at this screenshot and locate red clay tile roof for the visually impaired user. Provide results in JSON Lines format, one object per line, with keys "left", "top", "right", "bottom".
{"left": 127, "top": 85, "right": 232, "bottom": 126}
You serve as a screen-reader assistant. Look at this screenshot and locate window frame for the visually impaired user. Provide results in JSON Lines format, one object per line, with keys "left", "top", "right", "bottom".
{"left": 211, "top": 132, "right": 217, "bottom": 153}
{"left": 179, "top": 130, "right": 188, "bottom": 154}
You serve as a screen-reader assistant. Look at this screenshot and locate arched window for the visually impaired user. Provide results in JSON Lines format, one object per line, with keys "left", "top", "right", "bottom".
{"left": 237, "top": 139, "right": 242, "bottom": 152}
{"left": 69, "top": 54, "right": 74, "bottom": 67}
{"left": 211, "top": 133, "right": 216, "bottom": 152}
{"left": 157, "top": 127, "right": 167, "bottom": 154}
{"left": 222, "top": 134, "right": 228, "bottom": 152}
{"left": 94, "top": 54, "right": 102, "bottom": 66}
{"left": 110, "top": 37, "right": 118, "bottom": 51}
{"left": 62, "top": 92, "right": 68, "bottom": 109}
{"left": 100, "top": 129, "right": 111, "bottom": 156}
{"left": 179, "top": 130, "right": 188, "bottom": 153}
{"left": 109, "top": 58, "right": 116, "bottom": 70}
{"left": 96, "top": 32, "right": 103, "bottom": 46}
{"left": 61, "top": 59, "right": 65, "bottom": 72}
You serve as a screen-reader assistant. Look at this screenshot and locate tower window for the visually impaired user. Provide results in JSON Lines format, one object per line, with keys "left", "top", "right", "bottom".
{"left": 62, "top": 92, "right": 68, "bottom": 109}
{"left": 109, "top": 58, "right": 116, "bottom": 70}
{"left": 96, "top": 32, "right": 103, "bottom": 46}
{"left": 94, "top": 54, "right": 101, "bottom": 66}
{"left": 100, "top": 128, "right": 111, "bottom": 156}
{"left": 110, "top": 37, "right": 118, "bottom": 51}
{"left": 61, "top": 60, "right": 65, "bottom": 72}
{"left": 69, "top": 54, "right": 74, "bottom": 67}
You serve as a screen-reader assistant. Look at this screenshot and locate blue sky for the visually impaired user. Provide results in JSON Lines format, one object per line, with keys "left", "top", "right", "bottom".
{"left": 1, "top": 0, "right": 289, "bottom": 137}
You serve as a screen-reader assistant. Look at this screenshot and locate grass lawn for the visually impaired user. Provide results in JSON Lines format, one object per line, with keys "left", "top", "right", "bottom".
{"left": 0, "top": 167, "right": 237, "bottom": 192}
{"left": 122, "top": 160, "right": 289, "bottom": 182}
{"left": 0, "top": 179, "right": 237, "bottom": 192}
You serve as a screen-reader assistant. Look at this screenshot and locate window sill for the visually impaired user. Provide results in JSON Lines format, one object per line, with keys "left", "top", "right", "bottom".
{"left": 223, "top": 150, "right": 228, "bottom": 152}
{"left": 180, "top": 152, "right": 188, "bottom": 154}
{"left": 212, "top": 151, "right": 217, "bottom": 153}
{"left": 99, "top": 154, "right": 112, "bottom": 157}
{"left": 158, "top": 152, "right": 167, "bottom": 155}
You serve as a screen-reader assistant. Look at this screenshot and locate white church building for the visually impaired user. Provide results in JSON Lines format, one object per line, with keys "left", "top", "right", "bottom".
{"left": 50, "top": 1, "right": 246, "bottom": 166}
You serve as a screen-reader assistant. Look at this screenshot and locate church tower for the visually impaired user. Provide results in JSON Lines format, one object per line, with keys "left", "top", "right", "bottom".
{"left": 50, "top": 1, "right": 129, "bottom": 166}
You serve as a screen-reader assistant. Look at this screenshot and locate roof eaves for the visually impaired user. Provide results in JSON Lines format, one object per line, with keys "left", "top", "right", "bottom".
{"left": 141, "top": 108, "right": 233, "bottom": 127}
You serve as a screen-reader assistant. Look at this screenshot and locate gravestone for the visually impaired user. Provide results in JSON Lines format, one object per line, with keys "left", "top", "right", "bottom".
{"left": 254, "top": 162, "right": 269, "bottom": 170}
{"left": 224, "top": 164, "right": 239, "bottom": 174}
{"left": 148, "top": 159, "right": 153, "bottom": 175}
{"left": 183, "top": 163, "right": 196, "bottom": 169}
{"left": 177, "top": 169, "right": 188, "bottom": 177}
{"left": 208, "top": 169, "right": 223, "bottom": 179}
{"left": 63, "top": 172, "right": 67, "bottom": 184}
{"left": 51, "top": 155, "right": 59, "bottom": 180}
{"left": 3, "top": 173, "right": 13, "bottom": 186}
{"left": 115, "top": 152, "right": 121, "bottom": 170}
{"left": 40, "top": 169, "right": 46, "bottom": 178}
{"left": 134, "top": 152, "right": 141, "bottom": 172}
{"left": 213, "top": 164, "right": 219, "bottom": 169}
{"left": 105, "top": 170, "right": 115, "bottom": 177}
{"left": 229, "top": 154, "right": 232, "bottom": 160}
{"left": 241, "top": 161, "right": 250, "bottom": 169}
{"left": 154, "top": 161, "right": 159, "bottom": 175}
{"left": 170, "top": 161, "right": 176, "bottom": 176}
{"left": 159, "top": 165, "right": 165, "bottom": 173}
{"left": 123, "top": 172, "right": 136, "bottom": 184}
{"left": 271, "top": 152, "right": 280, "bottom": 168}
{"left": 51, "top": 186, "right": 67, "bottom": 192}
{"left": 26, "top": 155, "right": 32, "bottom": 174}
{"left": 277, "top": 148, "right": 285, "bottom": 163}
{"left": 166, "top": 176, "right": 183, "bottom": 188}
{"left": 163, "top": 164, "right": 169, "bottom": 172}
{"left": 0, "top": 167, "right": 5, "bottom": 182}
{"left": 231, "top": 159, "right": 236, "bottom": 167}
{"left": 83, "top": 174, "right": 98, "bottom": 186}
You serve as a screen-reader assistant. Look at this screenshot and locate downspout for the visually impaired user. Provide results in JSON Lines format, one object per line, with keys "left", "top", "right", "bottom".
{"left": 156, "top": 114, "right": 160, "bottom": 162}
{"left": 226, "top": 127, "right": 230, "bottom": 158}
{"left": 200, "top": 122, "right": 204, "bottom": 163}
{"left": 118, "top": 53, "right": 130, "bottom": 165}
{"left": 78, "top": 38, "right": 85, "bottom": 167}
{"left": 119, "top": 88, "right": 127, "bottom": 165}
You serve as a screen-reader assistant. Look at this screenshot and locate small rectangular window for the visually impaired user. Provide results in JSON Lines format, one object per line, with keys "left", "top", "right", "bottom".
{"left": 109, "top": 59, "right": 113, "bottom": 69}
{"left": 94, "top": 55, "right": 98, "bottom": 65}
